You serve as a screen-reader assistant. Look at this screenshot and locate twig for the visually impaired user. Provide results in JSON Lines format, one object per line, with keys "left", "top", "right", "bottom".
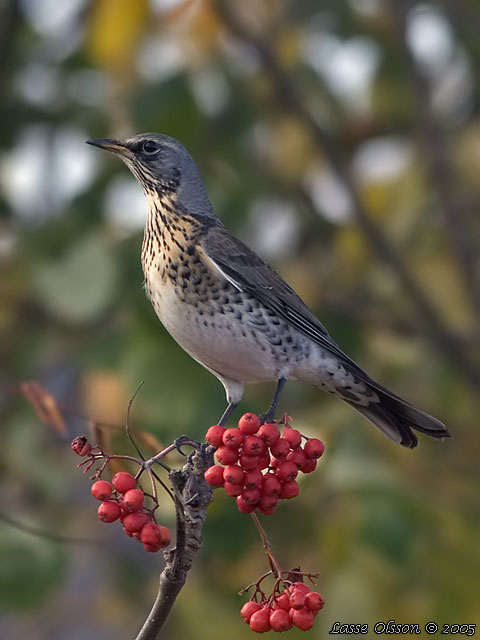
{"left": 216, "top": 1, "right": 480, "bottom": 390}
{"left": 134, "top": 443, "right": 214, "bottom": 640}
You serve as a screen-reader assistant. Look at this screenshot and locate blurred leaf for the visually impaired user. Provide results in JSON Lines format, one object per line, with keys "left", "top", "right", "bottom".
{"left": 32, "top": 233, "right": 119, "bottom": 324}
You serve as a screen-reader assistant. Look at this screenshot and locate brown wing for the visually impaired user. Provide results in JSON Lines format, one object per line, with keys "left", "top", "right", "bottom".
{"left": 202, "top": 222, "right": 363, "bottom": 373}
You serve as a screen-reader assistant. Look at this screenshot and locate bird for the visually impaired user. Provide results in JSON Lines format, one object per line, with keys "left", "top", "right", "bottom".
{"left": 86, "top": 133, "right": 451, "bottom": 449}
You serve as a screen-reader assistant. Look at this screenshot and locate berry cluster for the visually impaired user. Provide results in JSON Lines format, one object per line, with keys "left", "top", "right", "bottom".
{"left": 72, "top": 437, "right": 170, "bottom": 553}
{"left": 203, "top": 413, "right": 324, "bottom": 515}
{"left": 241, "top": 581, "right": 325, "bottom": 633}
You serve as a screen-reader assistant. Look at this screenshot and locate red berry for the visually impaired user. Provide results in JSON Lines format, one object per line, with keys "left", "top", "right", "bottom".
{"left": 123, "top": 512, "right": 149, "bottom": 533}
{"left": 258, "top": 451, "right": 271, "bottom": 470}
{"left": 287, "top": 448, "right": 308, "bottom": 469}
{"left": 274, "top": 593, "right": 290, "bottom": 611}
{"left": 143, "top": 543, "right": 161, "bottom": 553}
{"left": 279, "top": 479, "right": 299, "bottom": 499}
{"left": 240, "top": 601, "right": 262, "bottom": 623}
{"left": 223, "top": 464, "right": 244, "bottom": 485}
{"left": 242, "top": 435, "right": 266, "bottom": 457}
{"left": 289, "top": 589, "right": 306, "bottom": 610}
{"left": 270, "top": 609, "right": 293, "bottom": 631}
{"left": 71, "top": 436, "right": 91, "bottom": 456}
{"left": 262, "top": 473, "right": 282, "bottom": 496}
{"left": 244, "top": 468, "right": 263, "bottom": 490}
{"left": 140, "top": 522, "right": 170, "bottom": 548}
{"left": 288, "top": 582, "right": 310, "bottom": 594}
{"left": 270, "top": 608, "right": 293, "bottom": 631}
{"left": 236, "top": 495, "right": 256, "bottom": 513}
{"left": 204, "top": 465, "right": 225, "bottom": 487}
{"left": 224, "top": 481, "right": 243, "bottom": 497}
{"left": 274, "top": 460, "right": 298, "bottom": 482}
{"left": 112, "top": 472, "right": 136, "bottom": 494}
{"left": 258, "top": 423, "right": 280, "bottom": 446}
{"left": 239, "top": 453, "right": 260, "bottom": 470}
{"left": 205, "top": 425, "right": 226, "bottom": 447}
{"left": 222, "top": 428, "right": 244, "bottom": 449}
{"left": 305, "top": 591, "right": 325, "bottom": 612}
{"left": 215, "top": 445, "right": 238, "bottom": 465}
{"left": 249, "top": 606, "right": 271, "bottom": 633}
{"left": 122, "top": 488, "right": 144, "bottom": 512}
{"left": 257, "top": 494, "right": 278, "bottom": 515}
{"left": 91, "top": 480, "right": 112, "bottom": 501}
{"left": 290, "top": 608, "right": 314, "bottom": 630}
{"left": 299, "top": 458, "right": 317, "bottom": 474}
{"left": 238, "top": 413, "right": 261, "bottom": 435}
{"left": 241, "top": 488, "right": 261, "bottom": 504}
{"left": 270, "top": 438, "right": 290, "bottom": 459}
{"left": 304, "top": 438, "right": 325, "bottom": 459}
{"left": 283, "top": 427, "right": 302, "bottom": 448}
{"left": 97, "top": 501, "right": 121, "bottom": 523}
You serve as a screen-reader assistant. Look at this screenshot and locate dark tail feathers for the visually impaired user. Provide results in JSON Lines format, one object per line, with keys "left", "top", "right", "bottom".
{"left": 348, "top": 382, "right": 451, "bottom": 449}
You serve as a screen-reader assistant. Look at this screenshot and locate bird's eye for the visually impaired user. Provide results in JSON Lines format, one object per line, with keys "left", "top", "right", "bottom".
{"left": 142, "top": 140, "right": 159, "bottom": 154}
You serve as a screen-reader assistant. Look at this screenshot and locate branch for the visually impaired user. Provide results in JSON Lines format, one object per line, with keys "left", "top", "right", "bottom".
{"left": 134, "top": 442, "right": 214, "bottom": 640}
{"left": 216, "top": 1, "right": 480, "bottom": 390}
{"left": 389, "top": 0, "right": 480, "bottom": 323}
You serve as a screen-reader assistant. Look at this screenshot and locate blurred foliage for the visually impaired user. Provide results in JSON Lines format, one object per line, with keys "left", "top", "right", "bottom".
{"left": 1, "top": 0, "right": 480, "bottom": 638}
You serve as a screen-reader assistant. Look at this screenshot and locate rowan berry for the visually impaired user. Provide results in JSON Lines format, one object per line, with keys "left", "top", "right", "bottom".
{"left": 244, "top": 469, "right": 263, "bottom": 490}
{"left": 283, "top": 427, "right": 302, "bottom": 449}
{"left": 304, "top": 438, "right": 325, "bottom": 459}
{"left": 205, "top": 425, "right": 226, "bottom": 447}
{"left": 123, "top": 512, "right": 149, "bottom": 533}
{"left": 257, "top": 423, "right": 280, "bottom": 446}
{"left": 71, "top": 436, "right": 91, "bottom": 456}
{"left": 279, "top": 479, "right": 299, "bottom": 499}
{"left": 215, "top": 445, "right": 238, "bottom": 466}
{"left": 91, "top": 480, "right": 112, "bottom": 501}
{"left": 273, "top": 592, "right": 290, "bottom": 611}
{"left": 241, "top": 488, "right": 262, "bottom": 505}
{"left": 270, "top": 438, "right": 290, "bottom": 459}
{"left": 223, "top": 465, "right": 244, "bottom": 485}
{"left": 239, "top": 453, "right": 260, "bottom": 470}
{"left": 288, "top": 582, "right": 310, "bottom": 594}
{"left": 140, "top": 522, "right": 170, "bottom": 548}
{"left": 224, "top": 481, "right": 243, "bottom": 497}
{"left": 240, "top": 601, "right": 262, "bottom": 623}
{"left": 258, "top": 452, "right": 271, "bottom": 470}
{"left": 257, "top": 495, "right": 278, "bottom": 515}
{"left": 238, "top": 413, "right": 261, "bottom": 435}
{"left": 122, "top": 489, "right": 144, "bottom": 512}
{"left": 289, "top": 589, "right": 306, "bottom": 610}
{"left": 270, "top": 608, "right": 293, "bottom": 632}
{"left": 261, "top": 473, "right": 282, "bottom": 496}
{"left": 98, "top": 501, "right": 121, "bottom": 523}
{"left": 222, "top": 428, "right": 244, "bottom": 449}
{"left": 236, "top": 495, "right": 256, "bottom": 513}
{"left": 299, "top": 458, "right": 317, "bottom": 474}
{"left": 274, "top": 460, "right": 298, "bottom": 482}
{"left": 305, "top": 591, "right": 325, "bottom": 612}
{"left": 204, "top": 465, "right": 225, "bottom": 487}
{"left": 290, "top": 608, "right": 314, "bottom": 630}
{"left": 143, "top": 543, "right": 161, "bottom": 553}
{"left": 112, "top": 472, "right": 136, "bottom": 494}
{"left": 249, "top": 606, "right": 271, "bottom": 633}
{"left": 242, "top": 435, "right": 266, "bottom": 457}
{"left": 286, "top": 448, "right": 307, "bottom": 469}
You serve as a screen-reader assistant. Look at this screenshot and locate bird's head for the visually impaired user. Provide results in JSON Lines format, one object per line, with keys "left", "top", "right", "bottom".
{"left": 86, "top": 133, "right": 215, "bottom": 219}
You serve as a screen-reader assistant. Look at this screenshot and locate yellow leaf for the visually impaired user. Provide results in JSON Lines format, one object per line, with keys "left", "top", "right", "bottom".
{"left": 86, "top": 0, "right": 149, "bottom": 71}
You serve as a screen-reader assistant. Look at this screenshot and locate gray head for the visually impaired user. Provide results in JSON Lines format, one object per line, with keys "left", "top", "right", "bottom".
{"left": 86, "top": 133, "right": 215, "bottom": 219}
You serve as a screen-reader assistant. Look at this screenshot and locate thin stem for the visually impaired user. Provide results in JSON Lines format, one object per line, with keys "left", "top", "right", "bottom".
{"left": 125, "top": 381, "right": 146, "bottom": 461}
{"left": 249, "top": 512, "right": 283, "bottom": 578}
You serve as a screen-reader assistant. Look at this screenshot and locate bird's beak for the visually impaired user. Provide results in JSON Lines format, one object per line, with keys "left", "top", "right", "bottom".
{"left": 86, "top": 138, "right": 128, "bottom": 155}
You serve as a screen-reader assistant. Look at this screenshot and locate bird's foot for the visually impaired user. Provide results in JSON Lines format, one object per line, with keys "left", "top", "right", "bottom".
{"left": 173, "top": 435, "right": 202, "bottom": 456}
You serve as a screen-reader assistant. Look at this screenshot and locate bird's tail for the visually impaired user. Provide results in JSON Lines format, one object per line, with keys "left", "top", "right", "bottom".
{"left": 342, "top": 380, "right": 451, "bottom": 449}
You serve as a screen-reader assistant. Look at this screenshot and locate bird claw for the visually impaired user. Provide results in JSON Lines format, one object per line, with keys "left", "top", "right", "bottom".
{"left": 173, "top": 435, "right": 201, "bottom": 456}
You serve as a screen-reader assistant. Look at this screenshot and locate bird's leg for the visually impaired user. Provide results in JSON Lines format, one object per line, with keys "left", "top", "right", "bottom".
{"left": 217, "top": 402, "right": 238, "bottom": 427}
{"left": 259, "top": 377, "right": 287, "bottom": 424}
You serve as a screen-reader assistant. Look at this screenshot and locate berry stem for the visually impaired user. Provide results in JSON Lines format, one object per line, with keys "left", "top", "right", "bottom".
{"left": 249, "top": 512, "right": 283, "bottom": 579}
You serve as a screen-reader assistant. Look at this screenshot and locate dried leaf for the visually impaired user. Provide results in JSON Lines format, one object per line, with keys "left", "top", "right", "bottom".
{"left": 20, "top": 381, "right": 67, "bottom": 435}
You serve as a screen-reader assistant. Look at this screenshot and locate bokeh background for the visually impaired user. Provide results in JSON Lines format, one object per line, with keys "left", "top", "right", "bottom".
{"left": 1, "top": 0, "right": 480, "bottom": 638}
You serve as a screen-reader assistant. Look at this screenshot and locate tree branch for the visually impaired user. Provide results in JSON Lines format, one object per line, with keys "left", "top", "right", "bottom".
{"left": 216, "top": 0, "right": 480, "bottom": 390}
{"left": 134, "top": 442, "right": 214, "bottom": 640}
